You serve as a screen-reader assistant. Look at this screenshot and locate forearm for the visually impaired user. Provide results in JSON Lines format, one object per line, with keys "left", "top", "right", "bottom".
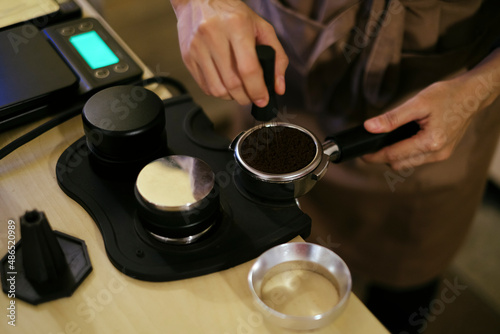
{"left": 449, "top": 48, "right": 500, "bottom": 115}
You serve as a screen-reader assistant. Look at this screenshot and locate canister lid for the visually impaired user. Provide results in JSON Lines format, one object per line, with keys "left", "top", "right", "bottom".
{"left": 82, "top": 85, "right": 165, "bottom": 162}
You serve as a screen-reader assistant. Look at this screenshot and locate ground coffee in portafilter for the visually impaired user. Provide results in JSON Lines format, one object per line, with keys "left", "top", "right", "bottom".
{"left": 240, "top": 126, "right": 316, "bottom": 174}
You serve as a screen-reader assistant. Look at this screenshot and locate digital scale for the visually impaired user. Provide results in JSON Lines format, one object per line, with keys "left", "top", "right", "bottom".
{"left": 43, "top": 17, "right": 143, "bottom": 95}
{"left": 0, "top": 0, "right": 143, "bottom": 130}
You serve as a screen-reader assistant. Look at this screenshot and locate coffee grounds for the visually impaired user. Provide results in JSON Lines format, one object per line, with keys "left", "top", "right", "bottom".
{"left": 240, "top": 126, "right": 316, "bottom": 174}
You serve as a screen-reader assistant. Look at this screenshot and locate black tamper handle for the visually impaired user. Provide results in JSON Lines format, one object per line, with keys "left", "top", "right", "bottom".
{"left": 327, "top": 121, "right": 421, "bottom": 163}
{"left": 251, "top": 45, "right": 278, "bottom": 122}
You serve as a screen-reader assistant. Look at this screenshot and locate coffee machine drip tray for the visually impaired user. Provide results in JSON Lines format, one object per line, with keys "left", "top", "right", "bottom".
{"left": 56, "top": 95, "right": 311, "bottom": 282}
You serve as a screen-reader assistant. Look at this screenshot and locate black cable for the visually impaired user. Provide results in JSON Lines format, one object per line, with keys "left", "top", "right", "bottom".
{"left": 0, "top": 102, "right": 84, "bottom": 160}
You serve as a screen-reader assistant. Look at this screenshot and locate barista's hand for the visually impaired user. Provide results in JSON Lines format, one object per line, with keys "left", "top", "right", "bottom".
{"left": 170, "top": 0, "right": 288, "bottom": 106}
{"left": 362, "top": 49, "right": 500, "bottom": 171}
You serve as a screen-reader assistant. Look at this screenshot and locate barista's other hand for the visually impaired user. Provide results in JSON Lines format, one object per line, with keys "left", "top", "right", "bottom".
{"left": 170, "top": 0, "right": 288, "bottom": 106}
{"left": 361, "top": 69, "right": 500, "bottom": 170}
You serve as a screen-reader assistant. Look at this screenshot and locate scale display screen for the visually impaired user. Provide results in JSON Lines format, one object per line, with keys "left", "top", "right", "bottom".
{"left": 69, "top": 31, "right": 119, "bottom": 69}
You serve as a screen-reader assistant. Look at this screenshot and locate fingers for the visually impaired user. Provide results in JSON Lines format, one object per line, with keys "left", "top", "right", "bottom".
{"left": 188, "top": 44, "right": 232, "bottom": 100}
{"left": 176, "top": 1, "right": 288, "bottom": 106}
{"left": 182, "top": 19, "right": 247, "bottom": 102}
{"left": 219, "top": 17, "right": 288, "bottom": 106}
{"left": 275, "top": 45, "right": 288, "bottom": 95}
{"left": 360, "top": 83, "right": 469, "bottom": 170}
{"left": 183, "top": 23, "right": 272, "bottom": 106}
{"left": 213, "top": 33, "right": 257, "bottom": 105}
{"left": 230, "top": 36, "right": 268, "bottom": 106}
{"left": 364, "top": 99, "right": 427, "bottom": 133}
{"left": 255, "top": 23, "right": 288, "bottom": 95}
{"left": 194, "top": 62, "right": 231, "bottom": 100}
{"left": 362, "top": 127, "right": 454, "bottom": 170}
{"left": 362, "top": 98, "right": 428, "bottom": 169}
{"left": 361, "top": 138, "right": 426, "bottom": 171}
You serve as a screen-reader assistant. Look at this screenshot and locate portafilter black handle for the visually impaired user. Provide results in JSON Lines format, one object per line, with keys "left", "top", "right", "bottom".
{"left": 326, "top": 121, "right": 421, "bottom": 163}
{"left": 251, "top": 45, "right": 278, "bottom": 122}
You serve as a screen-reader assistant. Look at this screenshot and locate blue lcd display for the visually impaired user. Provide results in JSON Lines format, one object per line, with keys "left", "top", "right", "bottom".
{"left": 69, "top": 31, "right": 119, "bottom": 69}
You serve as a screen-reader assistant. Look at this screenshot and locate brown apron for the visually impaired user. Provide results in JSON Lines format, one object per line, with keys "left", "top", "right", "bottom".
{"left": 241, "top": 0, "right": 500, "bottom": 287}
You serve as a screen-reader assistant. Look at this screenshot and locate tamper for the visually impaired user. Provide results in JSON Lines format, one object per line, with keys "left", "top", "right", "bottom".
{"left": 0, "top": 210, "right": 92, "bottom": 305}
{"left": 135, "top": 156, "right": 220, "bottom": 244}
{"left": 251, "top": 45, "right": 278, "bottom": 122}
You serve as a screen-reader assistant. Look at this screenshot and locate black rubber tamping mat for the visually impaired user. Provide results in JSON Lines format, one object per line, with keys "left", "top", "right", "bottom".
{"left": 56, "top": 95, "right": 311, "bottom": 282}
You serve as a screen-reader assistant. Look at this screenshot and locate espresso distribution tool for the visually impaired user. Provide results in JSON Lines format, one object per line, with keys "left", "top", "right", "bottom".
{"left": 56, "top": 85, "right": 311, "bottom": 282}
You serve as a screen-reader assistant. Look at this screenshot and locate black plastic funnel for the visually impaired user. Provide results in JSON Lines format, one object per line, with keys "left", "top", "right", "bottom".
{"left": 1, "top": 210, "right": 92, "bottom": 305}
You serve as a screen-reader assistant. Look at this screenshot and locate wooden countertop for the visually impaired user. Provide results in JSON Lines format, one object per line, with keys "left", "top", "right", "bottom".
{"left": 0, "top": 1, "right": 389, "bottom": 333}
{"left": 0, "top": 115, "right": 389, "bottom": 334}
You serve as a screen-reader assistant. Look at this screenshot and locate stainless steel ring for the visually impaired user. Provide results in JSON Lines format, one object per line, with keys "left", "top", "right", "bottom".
{"left": 248, "top": 242, "right": 352, "bottom": 330}
{"left": 148, "top": 223, "right": 214, "bottom": 245}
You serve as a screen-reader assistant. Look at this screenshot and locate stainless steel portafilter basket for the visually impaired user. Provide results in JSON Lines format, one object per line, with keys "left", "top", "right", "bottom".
{"left": 248, "top": 242, "right": 352, "bottom": 330}
{"left": 231, "top": 121, "right": 420, "bottom": 200}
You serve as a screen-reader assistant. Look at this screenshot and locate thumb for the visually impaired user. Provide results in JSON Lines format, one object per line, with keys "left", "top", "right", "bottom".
{"left": 364, "top": 105, "right": 418, "bottom": 134}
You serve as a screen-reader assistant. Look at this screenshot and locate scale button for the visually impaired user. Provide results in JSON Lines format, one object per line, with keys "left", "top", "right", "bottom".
{"left": 79, "top": 21, "right": 94, "bottom": 31}
{"left": 113, "top": 63, "right": 129, "bottom": 73}
{"left": 94, "top": 69, "right": 110, "bottom": 78}
{"left": 59, "top": 27, "right": 75, "bottom": 36}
